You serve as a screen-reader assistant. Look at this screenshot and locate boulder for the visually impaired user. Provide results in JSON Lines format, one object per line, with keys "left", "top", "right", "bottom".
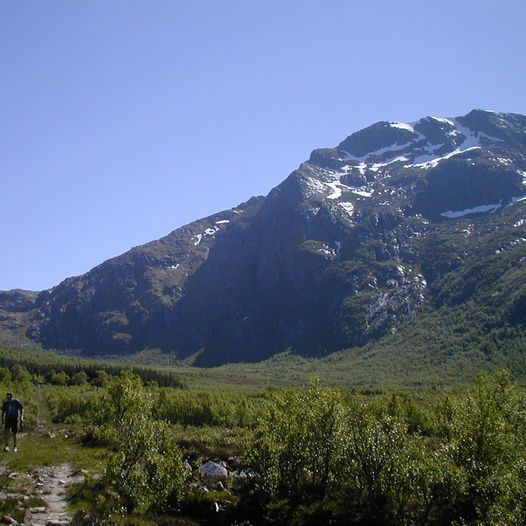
{"left": 198, "top": 460, "right": 229, "bottom": 480}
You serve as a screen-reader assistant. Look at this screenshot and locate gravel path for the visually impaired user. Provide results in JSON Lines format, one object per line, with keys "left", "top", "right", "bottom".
{"left": 24, "top": 463, "right": 82, "bottom": 526}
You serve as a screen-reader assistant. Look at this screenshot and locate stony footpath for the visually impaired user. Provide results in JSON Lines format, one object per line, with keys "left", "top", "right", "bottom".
{"left": 25, "top": 463, "right": 82, "bottom": 526}
{"left": 1, "top": 463, "right": 84, "bottom": 526}
{"left": 0, "top": 392, "right": 86, "bottom": 526}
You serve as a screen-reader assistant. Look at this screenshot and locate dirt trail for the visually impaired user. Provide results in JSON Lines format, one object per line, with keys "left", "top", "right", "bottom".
{"left": 21, "top": 390, "right": 84, "bottom": 525}
{"left": 25, "top": 463, "right": 81, "bottom": 525}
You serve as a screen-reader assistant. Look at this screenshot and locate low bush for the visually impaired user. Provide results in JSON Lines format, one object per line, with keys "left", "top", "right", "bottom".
{"left": 245, "top": 371, "right": 526, "bottom": 525}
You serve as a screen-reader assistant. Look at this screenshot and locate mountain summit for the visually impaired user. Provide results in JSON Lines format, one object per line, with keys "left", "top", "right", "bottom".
{"left": 4, "top": 109, "right": 526, "bottom": 366}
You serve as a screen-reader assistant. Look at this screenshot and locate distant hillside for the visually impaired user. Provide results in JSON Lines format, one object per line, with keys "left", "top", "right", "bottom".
{"left": 2, "top": 109, "right": 526, "bottom": 372}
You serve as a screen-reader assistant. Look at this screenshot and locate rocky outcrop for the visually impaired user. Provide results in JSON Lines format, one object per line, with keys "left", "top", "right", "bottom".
{"left": 0, "top": 290, "right": 38, "bottom": 313}
{"left": 0, "top": 290, "right": 38, "bottom": 345}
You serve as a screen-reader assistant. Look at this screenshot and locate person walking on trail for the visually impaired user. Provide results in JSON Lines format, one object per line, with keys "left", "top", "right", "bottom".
{"left": 2, "top": 392, "right": 24, "bottom": 452}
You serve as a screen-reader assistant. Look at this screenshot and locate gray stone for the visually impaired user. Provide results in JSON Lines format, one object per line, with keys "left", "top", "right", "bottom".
{"left": 45, "top": 519, "right": 71, "bottom": 526}
{"left": 198, "top": 460, "right": 229, "bottom": 480}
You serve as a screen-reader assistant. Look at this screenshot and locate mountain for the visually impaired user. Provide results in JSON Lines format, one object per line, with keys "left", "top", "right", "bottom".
{"left": 3, "top": 109, "right": 526, "bottom": 367}
{"left": 0, "top": 289, "right": 39, "bottom": 348}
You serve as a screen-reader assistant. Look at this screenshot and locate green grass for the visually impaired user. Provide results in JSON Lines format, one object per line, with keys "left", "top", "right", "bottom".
{"left": 173, "top": 424, "right": 251, "bottom": 459}
{"left": 0, "top": 386, "right": 107, "bottom": 473}
{"left": 1, "top": 430, "right": 108, "bottom": 473}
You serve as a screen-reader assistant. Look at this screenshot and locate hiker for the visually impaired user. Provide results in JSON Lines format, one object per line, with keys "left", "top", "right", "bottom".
{"left": 2, "top": 392, "right": 24, "bottom": 452}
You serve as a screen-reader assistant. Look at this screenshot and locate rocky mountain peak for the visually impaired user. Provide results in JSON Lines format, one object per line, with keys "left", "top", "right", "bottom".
{"left": 3, "top": 109, "right": 526, "bottom": 366}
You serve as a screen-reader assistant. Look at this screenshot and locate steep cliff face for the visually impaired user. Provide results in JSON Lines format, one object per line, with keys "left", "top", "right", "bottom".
{"left": 7, "top": 109, "right": 526, "bottom": 365}
{"left": 28, "top": 198, "right": 264, "bottom": 357}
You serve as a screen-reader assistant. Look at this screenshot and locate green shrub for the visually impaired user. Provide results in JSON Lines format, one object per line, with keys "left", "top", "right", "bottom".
{"left": 45, "top": 385, "right": 92, "bottom": 423}
{"left": 245, "top": 372, "right": 526, "bottom": 525}
{"left": 48, "top": 370, "right": 70, "bottom": 386}
{"left": 94, "top": 372, "right": 188, "bottom": 513}
{"left": 430, "top": 370, "right": 526, "bottom": 524}
{"left": 248, "top": 380, "right": 347, "bottom": 502}
{"left": 71, "top": 370, "right": 89, "bottom": 386}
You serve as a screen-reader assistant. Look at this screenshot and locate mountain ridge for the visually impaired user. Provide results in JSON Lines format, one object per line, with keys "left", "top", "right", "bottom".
{"left": 3, "top": 109, "right": 526, "bottom": 369}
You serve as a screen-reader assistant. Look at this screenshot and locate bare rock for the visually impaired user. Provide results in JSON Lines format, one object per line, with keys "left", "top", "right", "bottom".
{"left": 45, "top": 519, "right": 71, "bottom": 526}
{"left": 198, "top": 460, "right": 229, "bottom": 480}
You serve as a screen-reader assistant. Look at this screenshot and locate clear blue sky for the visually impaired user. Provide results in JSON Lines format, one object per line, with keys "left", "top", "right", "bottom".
{"left": 2, "top": 0, "right": 525, "bottom": 291}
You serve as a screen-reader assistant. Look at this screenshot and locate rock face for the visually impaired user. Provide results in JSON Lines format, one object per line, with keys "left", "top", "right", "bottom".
{"left": 4, "top": 109, "right": 526, "bottom": 365}
{"left": 0, "top": 290, "right": 38, "bottom": 346}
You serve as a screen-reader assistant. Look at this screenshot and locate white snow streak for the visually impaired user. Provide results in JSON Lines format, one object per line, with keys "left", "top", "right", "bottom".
{"left": 440, "top": 203, "right": 501, "bottom": 218}
{"left": 389, "top": 122, "right": 414, "bottom": 132}
{"left": 340, "top": 116, "right": 502, "bottom": 172}
{"left": 343, "top": 142, "right": 413, "bottom": 163}
{"left": 355, "top": 162, "right": 368, "bottom": 175}
{"left": 369, "top": 156, "right": 409, "bottom": 171}
{"left": 303, "top": 177, "right": 327, "bottom": 197}
{"left": 326, "top": 181, "right": 343, "bottom": 200}
{"left": 429, "top": 116, "right": 455, "bottom": 126}
{"left": 410, "top": 146, "right": 481, "bottom": 169}
{"left": 339, "top": 202, "right": 355, "bottom": 216}
{"left": 352, "top": 189, "right": 373, "bottom": 197}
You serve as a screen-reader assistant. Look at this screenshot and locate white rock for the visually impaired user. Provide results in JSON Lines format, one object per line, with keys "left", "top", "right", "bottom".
{"left": 198, "top": 460, "right": 229, "bottom": 480}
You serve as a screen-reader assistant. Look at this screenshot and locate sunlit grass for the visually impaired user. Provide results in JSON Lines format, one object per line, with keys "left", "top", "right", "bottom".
{"left": 2, "top": 429, "right": 107, "bottom": 473}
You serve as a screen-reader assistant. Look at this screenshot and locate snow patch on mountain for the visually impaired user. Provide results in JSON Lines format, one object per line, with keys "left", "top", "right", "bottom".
{"left": 302, "top": 177, "right": 327, "bottom": 198}
{"left": 352, "top": 189, "right": 373, "bottom": 197}
{"left": 389, "top": 122, "right": 414, "bottom": 132}
{"left": 440, "top": 203, "right": 502, "bottom": 219}
{"left": 355, "top": 162, "right": 368, "bottom": 175}
{"left": 339, "top": 116, "right": 504, "bottom": 173}
{"left": 405, "top": 119, "right": 502, "bottom": 168}
{"left": 369, "top": 156, "right": 409, "bottom": 172}
{"left": 339, "top": 202, "right": 355, "bottom": 216}
{"left": 429, "top": 116, "right": 455, "bottom": 127}
{"left": 326, "top": 181, "right": 344, "bottom": 200}
{"left": 343, "top": 142, "right": 413, "bottom": 163}
{"left": 410, "top": 145, "right": 482, "bottom": 169}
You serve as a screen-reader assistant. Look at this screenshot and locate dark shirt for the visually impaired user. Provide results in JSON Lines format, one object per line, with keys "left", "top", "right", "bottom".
{"left": 2, "top": 399, "right": 23, "bottom": 418}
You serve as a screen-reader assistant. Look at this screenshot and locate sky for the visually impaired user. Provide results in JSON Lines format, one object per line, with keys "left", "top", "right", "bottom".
{"left": 1, "top": 0, "right": 526, "bottom": 291}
